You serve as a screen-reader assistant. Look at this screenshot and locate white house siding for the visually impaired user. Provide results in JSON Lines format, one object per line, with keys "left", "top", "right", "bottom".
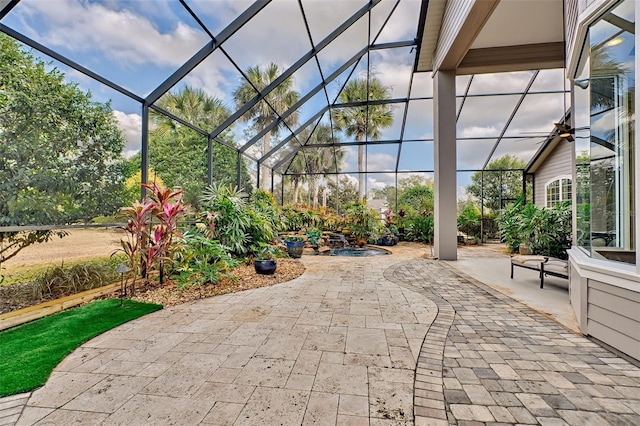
{"left": 433, "top": 0, "right": 474, "bottom": 70}
{"left": 565, "top": 0, "right": 579, "bottom": 60}
{"left": 533, "top": 140, "right": 573, "bottom": 207}
{"left": 586, "top": 280, "right": 640, "bottom": 360}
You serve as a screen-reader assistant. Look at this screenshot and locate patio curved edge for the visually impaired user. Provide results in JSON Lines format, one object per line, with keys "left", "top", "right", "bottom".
{"left": 384, "top": 260, "right": 455, "bottom": 425}
{"left": 11, "top": 249, "right": 439, "bottom": 426}
{"left": 386, "top": 257, "right": 640, "bottom": 426}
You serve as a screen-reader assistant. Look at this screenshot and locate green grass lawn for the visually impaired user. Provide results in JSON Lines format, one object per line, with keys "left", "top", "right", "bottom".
{"left": 0, "top": 299, "right": 162, "bottom": 397}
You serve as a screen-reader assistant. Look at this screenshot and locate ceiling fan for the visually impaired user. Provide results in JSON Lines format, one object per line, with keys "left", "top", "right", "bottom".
{"left": 553, "top": 122, "right": 575, "bottom": 142}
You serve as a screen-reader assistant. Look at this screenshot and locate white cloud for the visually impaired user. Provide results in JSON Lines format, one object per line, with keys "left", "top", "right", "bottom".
{"left": 459, "top": 126, "right": 499, "bottom": 139}
{"left": 373, "top": 0, "right": 421, "bottom": 42}
{"left": 458, "top": 185, "right": 472, "bottom": 201}
{"left": 367, "top": 177, "right": 388, "bottom": 191}
{"left": 367, "top": 172, "right": 395, "bottom": 189}
{"left": 374, "top": 62, "right": 413, "bottom": 99}
{"left": 181, "top": 64, "right": 232, "bottom": 106}
{"left": 221, "top": 1, "right": 310, "bottom": 73}
{"left": 466, "top": 71, "right": 534, "bottom": 95}
{"left": 457, "top": 92, "right": 564, "bottom": 142}
{"left": 19, "top": 0, "right": 208, "bottom": 68}
{"left": 113, "top": 110, "right": 141, "bottom": 157}
{"left": 366, "top": 153, "right": 397, "bottom": 172}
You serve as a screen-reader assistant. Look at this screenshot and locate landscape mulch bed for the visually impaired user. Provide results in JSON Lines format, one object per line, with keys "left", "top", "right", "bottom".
{"left": 0, "top": 259, "right": 305, "bottom": 314}
{"left": 131, "top": 259, "right": 305, "bottom": 307}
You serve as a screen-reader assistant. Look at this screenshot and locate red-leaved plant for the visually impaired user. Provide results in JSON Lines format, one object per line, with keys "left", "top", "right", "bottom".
{"left": 118, "top": 183, "right": 190, "bottom": 290}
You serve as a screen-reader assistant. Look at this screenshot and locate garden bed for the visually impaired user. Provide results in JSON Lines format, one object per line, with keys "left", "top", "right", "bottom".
{"left": 1, "top": 259, "right": 305, "bottom": 315}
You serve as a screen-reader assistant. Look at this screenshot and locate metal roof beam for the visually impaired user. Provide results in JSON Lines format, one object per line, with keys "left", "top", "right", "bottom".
{"left": 238, "top": 46, "right": 368, "bottom": 153}
{"left": 145, "top": 1, "right": 270, "bottom": 105}
{"left": 148, "top": 105, "right": 251, "bottom": 158}
{"left": 0, "top": 23, "right": 144, "bottom": 103}
{"left": 370, "top": 40, "right": 416, "bottom": 50}
{"left": 263, "top": 107, "right": 330, "bottom": 168}
{"left": 0, "top": 0, "right": 20, "bottom": 20}
{"left": 211, "top": 0, "right": 381, "bottom": 141}
{"left": 333, "top": 97, "right": 407, "bottom": 108}
{"left": 481, "top": 70, "right": 539, "bottom": 170}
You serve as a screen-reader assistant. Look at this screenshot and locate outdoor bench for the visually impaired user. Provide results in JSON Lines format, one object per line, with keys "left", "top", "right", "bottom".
{"left": 510, "top": 255, "right": 568, "bottom": 288}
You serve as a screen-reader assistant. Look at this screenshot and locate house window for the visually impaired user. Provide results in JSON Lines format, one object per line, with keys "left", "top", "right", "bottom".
{"left": 546, "top": 177, "right": 572, "bottom": 207}
{"left": 574, "top": 0, "right": 635, "bottom": 264}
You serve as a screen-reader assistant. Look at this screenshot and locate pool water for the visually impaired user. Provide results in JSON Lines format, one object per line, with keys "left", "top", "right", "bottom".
{"left": 330, "top": 247, "right": 390, "bottom": 257}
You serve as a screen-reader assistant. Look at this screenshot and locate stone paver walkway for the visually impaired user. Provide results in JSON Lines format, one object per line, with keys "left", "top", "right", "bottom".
{"left": 385, "top": 259, "right": 640, "bottom": 425}
{"left": 2, "top": 245, "right": 640, "bottom": 425}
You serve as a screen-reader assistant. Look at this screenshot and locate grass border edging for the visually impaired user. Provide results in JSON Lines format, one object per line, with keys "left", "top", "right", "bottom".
{"left": 0, "top": 299, "right": 163, "bottom": 397}
{"left": 0, "top": 283, "right": 120, "bottom": 332}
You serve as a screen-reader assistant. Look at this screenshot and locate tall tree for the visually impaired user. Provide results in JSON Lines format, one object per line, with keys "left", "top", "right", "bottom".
{"left": 282, "top": 124, "right": 346, "bottom": 206}
{"left": 283, "top": 149, "right": 307, "bottom": 204}
{"left": 398, "top": 179, "right": 434, "bottom": 215}
{"left": 332, "top": 77, "right": 393, "bottom": 201}
{"left": 371, "top": 175, "right": 434, "bottom": 213}
{"left": 326, "top": 176, "right": 360, "bottom": 212}
{"left": 299, "top": 124, "right": 345, "bottom": 208}
{"left": 151, "top": 86, "right": 251, "bottom": 207}
{"left": 155, "top": 86, "right": 230, "bottom": 134}
{"left": 466, "top": 154, "right": 527, "bottom": 212}
{"left": 0, "top": 34, "right": 126, "bottom": 226}
{"left": 233, "top": 63, "right": 299, "bottom": 191}
{"left": 0, "top": 34, "right": 126, "bottom": 266}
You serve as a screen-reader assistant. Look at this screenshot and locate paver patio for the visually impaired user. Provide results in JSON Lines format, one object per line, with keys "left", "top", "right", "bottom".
{"left": 2, "top": 245, "right": 639, "bottom": 425}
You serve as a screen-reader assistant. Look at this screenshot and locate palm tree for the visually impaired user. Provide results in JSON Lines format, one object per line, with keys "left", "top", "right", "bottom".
{"left": 233, "top": 63, "right": 300, "bottom": 191}
{"left": 304, "top": 125, "right": 345, "bottom": 208}
{"left": 155, "top": 86, "right": 229, "bottom": 135}
{"left": 150, "top": 86, "right": 240, "bottom": 206}
{"left": 284, "top": 149, "right": 307, "bottom": 204}
{"left": 332, "top": 77, "right": 393, "bottom": 201}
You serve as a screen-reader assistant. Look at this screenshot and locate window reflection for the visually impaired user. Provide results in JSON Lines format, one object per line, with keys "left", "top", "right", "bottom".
{"left": 576, "top": 0, "right": 635, "bottom": 263}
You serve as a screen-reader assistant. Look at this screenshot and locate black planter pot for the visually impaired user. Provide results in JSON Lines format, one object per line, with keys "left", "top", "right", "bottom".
{"left": 254, "top": 259, "right": 277, "bottom": 275}
{"left": 285, "top": 241, "right": 304, "bottom": 258}
{"left": 383, "top": 236, "right": 398, "bottom": 246}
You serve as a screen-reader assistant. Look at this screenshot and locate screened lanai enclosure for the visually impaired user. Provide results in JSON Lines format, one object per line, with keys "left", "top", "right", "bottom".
{"left": 0, "top": 0, "right": 568, "bottom": 235}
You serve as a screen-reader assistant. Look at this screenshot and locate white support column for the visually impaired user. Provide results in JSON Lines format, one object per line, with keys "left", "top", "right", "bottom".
{"left": 636, "top": 2, "right": 640, "bottom": 273}
{"left": 434, "top": 70, "right": 457, "bottom": 260}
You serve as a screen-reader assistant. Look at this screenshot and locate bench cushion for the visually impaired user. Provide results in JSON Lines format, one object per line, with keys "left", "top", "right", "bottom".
{"left": 511, "top": 255, "right": 546, "bottom": 268}
{"left": 542, "top": 258, "right": 568, "bottom": 276}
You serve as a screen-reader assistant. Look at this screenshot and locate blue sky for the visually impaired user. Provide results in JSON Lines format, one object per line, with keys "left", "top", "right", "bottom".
{"left": 1, "top": 0, "right": 569, "bottom": 197}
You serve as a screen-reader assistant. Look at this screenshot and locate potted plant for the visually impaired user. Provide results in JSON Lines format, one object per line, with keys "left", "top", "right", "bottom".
{"left": 253, "top": 244, "right": 277, "bottom": 275}
{"left": 284, "top": 236, "right": 304, "bottom": 258}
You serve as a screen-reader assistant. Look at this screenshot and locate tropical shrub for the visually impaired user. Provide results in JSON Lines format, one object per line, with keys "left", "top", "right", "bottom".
{"left": 457, "top": 203, "right": 481, "bottom": 238}
{"left": 481, "top": 214, "right": 499, "bottom": 240}
{"left": 282, "top": 205, "right": 306, "bottom": 231}
{"left": 172, "top": 228, "right": 238, "bottom": 289}
{"left": 118, "top": 183, "right": 189, "bottom": 286}
{"left": 497, "top": 200, "right": 571, "bottom": 259}
{"left": 200, "top": 184, "right": 282, "bottom": 259}
{"left": 405, "top": 212, "right": 434, "bottom": 244}
{"left": 246, "top": 190, "right": 284, "bottom": 255}
{"left": 344, "top": 202, "right": 380, "bottom": 241}
{"left": 200, "top": 184, "right": 251, "bottom": 256}
{"left": 316, "top": 207, "right": 344, "bottom": 232}
{"left": 305, "top": 229, "right": 323, "bottom": 248}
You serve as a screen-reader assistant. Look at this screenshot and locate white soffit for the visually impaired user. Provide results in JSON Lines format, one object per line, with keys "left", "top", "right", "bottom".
{"left": 471, "top": 0, "right": 564, "bottom": 49}
{"left": 417, "top": 0, "right": 447, "bottom": 72}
